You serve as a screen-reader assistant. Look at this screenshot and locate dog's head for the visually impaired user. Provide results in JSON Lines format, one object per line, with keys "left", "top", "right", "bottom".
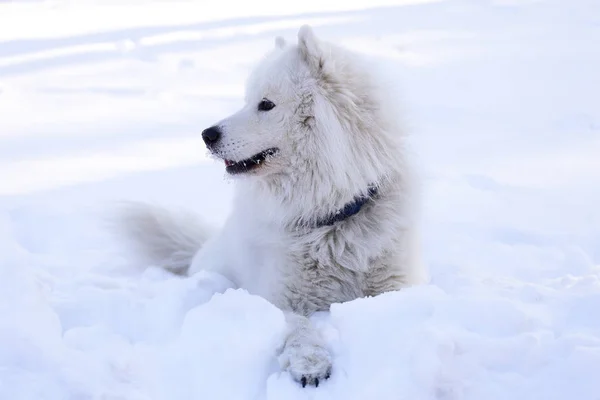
{"left": 202, "top": 26, "right": 405, "bottom": 209}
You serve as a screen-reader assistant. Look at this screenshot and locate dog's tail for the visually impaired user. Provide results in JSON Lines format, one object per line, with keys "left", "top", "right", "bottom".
{"left": 109, "top": 202, "right": 211, "bottom": 275}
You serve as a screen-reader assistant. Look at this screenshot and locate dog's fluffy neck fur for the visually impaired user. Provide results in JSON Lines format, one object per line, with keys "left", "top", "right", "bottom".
{"left": 237, "top": 166, "right": 406, "bottom": 233}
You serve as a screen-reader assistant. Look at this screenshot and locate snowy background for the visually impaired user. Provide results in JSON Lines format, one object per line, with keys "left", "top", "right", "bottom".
{"left": 1, "top": 0, "right": 599, "bottom": 399}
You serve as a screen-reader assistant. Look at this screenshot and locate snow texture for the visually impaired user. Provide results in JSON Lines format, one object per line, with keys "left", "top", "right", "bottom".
{"left": 1, "top": 0, "right": 599, "bottom": 399}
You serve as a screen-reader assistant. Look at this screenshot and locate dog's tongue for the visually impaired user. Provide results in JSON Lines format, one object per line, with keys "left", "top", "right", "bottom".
{"left": 225, "top": 160, "right": 235, "bottom": 167}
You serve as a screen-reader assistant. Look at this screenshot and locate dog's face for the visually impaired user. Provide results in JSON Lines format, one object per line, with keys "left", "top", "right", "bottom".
{"left": 201, "top": 34, "right": 319, "bottom": 178}
{"left": 201, "top": 44, "right": 309, "bottom": 177}
{"left": 202, "top": 26, "right": 402, "bottom": 196}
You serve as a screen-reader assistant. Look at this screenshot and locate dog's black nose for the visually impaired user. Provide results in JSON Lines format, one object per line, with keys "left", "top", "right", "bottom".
{"left": 202, "top": 126, "right": 221, "bottom": 145}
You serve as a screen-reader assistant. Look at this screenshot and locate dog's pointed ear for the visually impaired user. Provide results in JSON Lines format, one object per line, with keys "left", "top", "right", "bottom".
{"left": 297, "top": 25, "right": 325, "bottom": 72}
{"left": 275, "top": 36, "right": 286, "bottom": 49}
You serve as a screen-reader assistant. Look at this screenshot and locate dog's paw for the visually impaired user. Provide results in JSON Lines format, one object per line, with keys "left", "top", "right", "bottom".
{"left": 279, "top": 343, "right": 332, "bottom": 387}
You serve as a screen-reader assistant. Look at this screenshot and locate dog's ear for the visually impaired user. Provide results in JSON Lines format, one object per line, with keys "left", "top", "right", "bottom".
{"left": 275, "top": 36, "right": 286, "bottom": 49}
{"left": 297, "top": 25, "right": 326, "bottom": 72}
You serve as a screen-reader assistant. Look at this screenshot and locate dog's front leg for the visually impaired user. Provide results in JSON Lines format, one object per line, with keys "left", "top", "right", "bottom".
{"left": 277, "top": 312, "right": 332, "bottom": 387}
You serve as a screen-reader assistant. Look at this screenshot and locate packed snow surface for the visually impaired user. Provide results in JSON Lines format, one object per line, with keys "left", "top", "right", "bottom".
{"left": 1, "top": 0, "right": 599, "bottom": 399}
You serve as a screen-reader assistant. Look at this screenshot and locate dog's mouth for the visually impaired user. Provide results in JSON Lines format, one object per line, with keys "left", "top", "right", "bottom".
{"left": 223, "top": 148, "right": 278, "bottom": 174}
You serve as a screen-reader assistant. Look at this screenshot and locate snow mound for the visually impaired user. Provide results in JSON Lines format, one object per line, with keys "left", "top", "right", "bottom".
{"left": 2, "top": 208, "right": 600, "bottom": 399}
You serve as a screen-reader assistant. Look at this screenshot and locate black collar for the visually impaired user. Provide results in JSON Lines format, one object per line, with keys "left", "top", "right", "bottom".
{"left": 314, "top": 185, "right": 378, "bottom": 228}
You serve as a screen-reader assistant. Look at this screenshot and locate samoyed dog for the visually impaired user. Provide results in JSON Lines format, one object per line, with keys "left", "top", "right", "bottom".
{"left": 115, "top": 25, "right": 424, "bottom": 387}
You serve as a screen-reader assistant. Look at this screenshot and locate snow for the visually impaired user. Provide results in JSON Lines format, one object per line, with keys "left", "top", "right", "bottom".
{"left": 1, "top": 0, "right": 599, "bottom": 398}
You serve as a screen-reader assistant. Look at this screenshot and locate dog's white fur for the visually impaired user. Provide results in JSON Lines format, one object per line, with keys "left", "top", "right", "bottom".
{"left": 114, "top": 26, "right": 425, "bottom": 386}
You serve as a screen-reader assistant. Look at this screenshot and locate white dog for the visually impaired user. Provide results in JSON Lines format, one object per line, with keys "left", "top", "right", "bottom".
{"left": 115, "top": 25, "right": 425, "bottom": 387}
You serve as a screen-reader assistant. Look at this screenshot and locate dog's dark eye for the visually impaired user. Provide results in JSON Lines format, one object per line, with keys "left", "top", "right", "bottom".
{"left": 258, "top": 98, "right": 276, "bottom": 112}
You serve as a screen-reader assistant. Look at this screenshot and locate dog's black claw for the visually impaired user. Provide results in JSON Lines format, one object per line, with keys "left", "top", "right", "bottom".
{"left": 301, "top": 377, "right": 307, "bottom": 388}
{"left": 315, "top": 378, "right": 319, "bottom": 387}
